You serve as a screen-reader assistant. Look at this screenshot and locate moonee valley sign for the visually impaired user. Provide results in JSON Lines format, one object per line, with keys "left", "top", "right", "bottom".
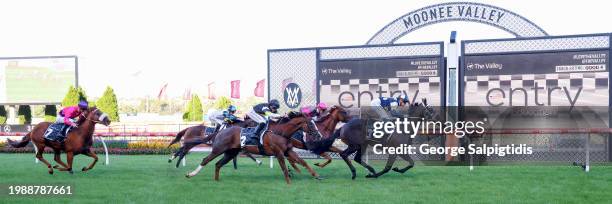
{"left": 367, "top": 2, "right": 548, "bottom": 45}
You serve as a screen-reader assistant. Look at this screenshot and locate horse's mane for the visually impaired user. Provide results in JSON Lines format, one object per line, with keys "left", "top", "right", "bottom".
{"left": 275, "top": 111, "right": 306, "bottom": 124}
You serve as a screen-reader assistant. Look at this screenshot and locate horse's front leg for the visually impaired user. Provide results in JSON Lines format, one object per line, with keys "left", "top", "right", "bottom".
{"left": 314, "top": 152, "right": 332, "bottom": 168}
{"left": 366, "top": 154, "right": 396, "bottom": 178}
{"left": 392, "top": 154, "right": 415, "bottom": 173}
{"left": 53, "top": 151, "right": 69, "bottom": 170}
{"left": 65, "top": 151, "right": 74, "bottom": 174}
{"left": 82, "top": 150, "right": 98, "bottom": 172}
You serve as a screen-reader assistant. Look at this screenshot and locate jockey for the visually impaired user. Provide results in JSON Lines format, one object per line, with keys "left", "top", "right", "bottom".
{"left": 370, "top": 95, "right": 408, "bottom": 118}
{"left": 222, "top": 105, "right": 240, "bottom": 124}
{"left": 208, "top": 105, "right": 239, "bottom": 132}
{"left": 56, "top": 100, "right": 88, "bottom": 128}
{"left": 247, "top": 99, "right": 281, "bottom": 139}
{"left": 300, "top": 102, "right": 328, "bottom": 121}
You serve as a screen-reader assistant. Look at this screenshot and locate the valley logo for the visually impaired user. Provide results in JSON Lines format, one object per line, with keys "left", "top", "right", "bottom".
{"left": 283, "top": 83, "right": 302, "bottom": 108}
{"left": 467, "top": 62, "right": 503, "bottom": 70}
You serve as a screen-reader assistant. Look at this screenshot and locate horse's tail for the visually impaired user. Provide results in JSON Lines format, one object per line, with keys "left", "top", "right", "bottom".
{"left": 7, "top": 133, "right": 31, "bottom": 148}
{"left": 168, "top": 128, "right": 189, "bottom": 148}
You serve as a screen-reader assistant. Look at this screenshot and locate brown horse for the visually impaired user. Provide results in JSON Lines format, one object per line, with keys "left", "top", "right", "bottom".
{"left": 167, "top": 119, "right": 260, "bottom": 168}
{"left": 186, "top": 112, "right": 322, "bottom": 184}
{"left": 7, "top": 107, "right": 111, "bottom": 174}
{"left": 289, "top": 106, "right": 350, "bottom": 168}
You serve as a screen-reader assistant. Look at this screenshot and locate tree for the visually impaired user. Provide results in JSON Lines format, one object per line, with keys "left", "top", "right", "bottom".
{"left": 61, "top": 86, "right": 79, "bottom": 107}
{"left": 44, "top": 105, "right": 57, "bottom": 122}
{"left": 214, "top": 96, "right": 233, "bottom": 110}
{"left": 17, "top": 105, "right": 32, "bottom": 124}
{"left": 77, "top": 86, "right": 88, "bottom": 102}
{"left": 61, "top": 86, "right": 89, "bottom": 107}
{"left": 0, "top": 106, "right": 6, "bottom": 124}
{"left": 183, "top": 94, "right": 203, "bottom": 121}
{"left": 97, "top": 86, "right": 120, "bottom": 121}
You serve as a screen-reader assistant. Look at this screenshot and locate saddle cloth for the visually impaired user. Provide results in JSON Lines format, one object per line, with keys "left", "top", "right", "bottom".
{"left": 240, "top": 127, "right": 260, "bottom": 147}
{"left": 204, "top": 126, "right": 216, "bottom": 136}
{"left": 44, "top": 123, "right": 72, "bottom": 143}
{"left": 239, "top": 126, "right": 270, "bottom": 155}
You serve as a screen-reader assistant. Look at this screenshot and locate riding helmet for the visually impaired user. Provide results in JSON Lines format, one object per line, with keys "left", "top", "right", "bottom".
{"left": 78, "top": 100, "right": 89, "bottom": 110}
{"left": 269, "top": 99, "right": 280, "bottom": 109}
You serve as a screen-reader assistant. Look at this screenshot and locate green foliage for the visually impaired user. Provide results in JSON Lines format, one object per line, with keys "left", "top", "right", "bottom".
{"left": 97, "top": 86, "right": 120, "bottom": 121}
{"left": 44, "top": 105, "right": 57, "bottom": 122}
{"left": 61, "top": 86, "right": 79, "bottom": 107}
{"left": 77, "top": 86, "right": 88, "bottom": 102}
{"left": 0, "top": 106, "right": 7, "bottom": 124}
{"left": 183, "top": 94, "right": 203, "bottom": 121}
{"left": 17, "top": 105, "right": 32, "bottom": 124}
{"left": 214, "top": 96, "right": 233, "bottom": 110}
{"left": 61, "top": 86, "right": 89, "bottom": 107}
{"left": 45, "top": 105, "right": 57, "bottom": 122}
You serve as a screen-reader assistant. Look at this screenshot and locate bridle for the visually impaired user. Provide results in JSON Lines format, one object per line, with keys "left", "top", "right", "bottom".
{"left": 84, "top": 109, "right": 108, "bottom": 124}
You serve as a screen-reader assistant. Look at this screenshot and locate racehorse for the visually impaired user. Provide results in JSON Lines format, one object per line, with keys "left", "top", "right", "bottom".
{"left": 167, "top": 119, "right": 260, "bottom": 168}
{"left": 186, "top": 112, "right": 322, "bottom": 184}
{"left": 7, "top": 107, "right": 111, "bottom": 174}
{"left": 334, "top": 99, "right": 437, "bottom": 179}
{"left": 289, "top": 106, "right": 350, "bottom": 168}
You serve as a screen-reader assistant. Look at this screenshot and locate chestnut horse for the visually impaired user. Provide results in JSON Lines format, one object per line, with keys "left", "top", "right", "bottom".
{"left": 7, "top": 107, "right": 111, "bottom": 174}
{"left": 186, "top": 112, "right": 322, "bottom": 184}
{"left": 167, "top": 119, "right": 260, "bottom": 168}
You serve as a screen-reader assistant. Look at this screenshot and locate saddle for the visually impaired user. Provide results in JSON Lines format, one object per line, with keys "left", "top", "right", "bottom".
{"left": 239, "top": 123, "right": 269, "bottom": 155}
{"left": 44, "top": 123, "right": 72, "bottom": 143}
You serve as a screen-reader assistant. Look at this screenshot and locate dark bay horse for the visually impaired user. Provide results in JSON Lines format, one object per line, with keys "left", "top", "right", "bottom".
{"left": 335, "top": 100, "right": 437, "bottom": 179}
{"left": 167, "top": 119, "right": 260, "bottom": 168}
{"left": 7, "top": 107, "right": 111, "bottom": 174}
{"left": 186, "top": 112, "right": 322, "bottom": 184}
{"left": 290, "top": 106, "right": 350, "bottom": 168}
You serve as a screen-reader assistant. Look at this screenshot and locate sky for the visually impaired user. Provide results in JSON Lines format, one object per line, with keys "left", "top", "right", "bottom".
{"left": 0, "top": 0, "right": 610, "bottom": 99}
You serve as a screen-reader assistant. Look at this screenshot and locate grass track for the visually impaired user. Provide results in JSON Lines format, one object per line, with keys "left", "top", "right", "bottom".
{"left": 0, "top": 153, "right": 611, "bottom": 204}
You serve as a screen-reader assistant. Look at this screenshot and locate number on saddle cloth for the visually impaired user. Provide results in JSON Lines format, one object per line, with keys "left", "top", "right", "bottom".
{"left": 44, "top": 123, "right": 72, "bottom": 143}
{"left": 239, "top": 122, "right": 268, "bottom": 148}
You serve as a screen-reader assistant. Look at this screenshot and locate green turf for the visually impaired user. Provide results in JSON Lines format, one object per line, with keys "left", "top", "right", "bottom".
{"left": 0, "top": 153, "right": 611, "bottom": 204}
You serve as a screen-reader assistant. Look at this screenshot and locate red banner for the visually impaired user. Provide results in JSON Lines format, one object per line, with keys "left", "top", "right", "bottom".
{"left": 157, "top": 83, "right": 168, "bottom": 100}
{"left": 231, "top": 80, "right": 240, "bottom": 99}
{"left": 208, "top": 82, "right": 216, "bottom": 99}
{"left": 282, "top": 77, "right": 293, "bottom": 89}
{"left": 254, "top": 79, "right": 265, "bottom": 97}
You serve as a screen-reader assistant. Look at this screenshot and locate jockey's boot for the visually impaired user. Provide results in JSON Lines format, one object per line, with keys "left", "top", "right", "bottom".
{"left": 253, "top": 122, "right": 266, "bottom": 137}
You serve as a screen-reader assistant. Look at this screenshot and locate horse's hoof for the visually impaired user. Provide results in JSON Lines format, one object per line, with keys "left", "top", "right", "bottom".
{"left": 257, "top": 161, "right": 262, "bottom": 166}
{"left": 168, "top": 159, "right": 172, "bottom": 163}
{"left": 314, "top": 177, "right": 324, "bottom": 180}
{"left": 351, "top": 175, "right": 356, "bottom": 180}
{"left": 69, "top": 171, "right": 74, "bottom": 175}
{"left": 82, "top": 167, "right": 88, "bottom": 172}
{"left": 48, "top": 170, "right": 54, "bottom": 175}
{"left": 392, "top": 167, "right": 401, "bottom": 172}
{"left": 53, "top": 165, "right": 60, "bottom": 169}
{"left": 365, "top": 174, "right": 377, "bottom": 178}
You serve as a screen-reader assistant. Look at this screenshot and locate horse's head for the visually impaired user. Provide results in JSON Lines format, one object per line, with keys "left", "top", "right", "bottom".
{"left": 408, "top": 98, "right": 437, "bottom": 121}
{"left": 280, "top": 111, "right": 322, "bottom": 138}
{"left": 327, "top": 105, "right": 350, "bottom": 122}
{"left": 85, "top": 107, "right": 112, "bottom": 126}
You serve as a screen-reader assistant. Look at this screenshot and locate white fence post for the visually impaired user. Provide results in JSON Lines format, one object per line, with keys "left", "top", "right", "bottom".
{"left": 585, "top": 133, "right": 590, "bottom": 172}
{"left": 32, "top": 141, "right": 39, "bottom": 163}
{"left": 97, "top": 136, "right": 110, "bottom": 165}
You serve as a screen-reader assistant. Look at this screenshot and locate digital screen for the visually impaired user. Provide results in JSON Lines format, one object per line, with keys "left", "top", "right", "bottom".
{"left": 0, "top": 57, "right": 77, "bottom": 104}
